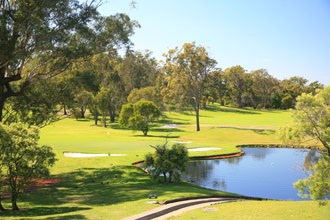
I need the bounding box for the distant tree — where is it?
[206,70,228,106]
[0,123,56,210]
[162,42,217,131]
[145,142,189,183]
[117,51,160,95]
[250,69,277,108]
[281,93,294,109]
[74,90,94,118]
[127,86,164,109]
[224,66,247,108]
[119,100,161,136]
[281,76,309,108]
[96,87,116,127]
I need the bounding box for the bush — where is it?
[145,141,189,183]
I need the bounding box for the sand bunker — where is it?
[187,147,221,152]
[160,124,178,128]
[63,152,126,158]
[171,140,192,144]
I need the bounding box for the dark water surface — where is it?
[183,147,320,200]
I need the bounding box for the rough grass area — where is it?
[168,200,330,220]
[1,105,324,219]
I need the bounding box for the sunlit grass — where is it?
[3,104,324,220]
[168,200,330,220]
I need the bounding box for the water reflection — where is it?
[183,148,320,200]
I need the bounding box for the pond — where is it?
[183,147,320,200]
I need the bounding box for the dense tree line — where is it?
[2,41,324,131]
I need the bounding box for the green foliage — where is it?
[282,86,330,202]
[0,123,56,210]
[0,0,139,122]
[119,100,160,136]
[127,86,164,109]
[162,42,217,131]
[294,156,330,203]
[224,65,247,108]
[281,93,294,109]
[74,90,94,118]
[145,142,189,183]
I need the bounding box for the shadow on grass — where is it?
[44,214,87,220]
[218,126,275,135]
[0,207,90,218]
[0,165,233,219]
[150,127,184,133]
[133,134,180,138]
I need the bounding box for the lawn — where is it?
[168,200,330,220]
[1,105,326,219]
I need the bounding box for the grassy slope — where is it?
[1,105,325,219]
[168,201,330,220]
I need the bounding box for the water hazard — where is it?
[183,147,320,200]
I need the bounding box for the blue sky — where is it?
[99,0,330,85]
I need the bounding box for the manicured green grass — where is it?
[2,105,324,219]
[168,200,330,220]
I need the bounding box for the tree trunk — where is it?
[143,130,148,136]
[63,104,67,115]
[0,98,5,122]
[163,172,167,183]
[238,96,243,108]
[194,103,200,131]
[102,113,107,128]
[11,194,19,211]
[94,111,98,125]
[109,108,115,123]
[80,106,85,118]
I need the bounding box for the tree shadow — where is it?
[0,207,90,218]
[43,214,87,220]
[218,126,275,135]
[133,134,180,138]
[150,128,184,133]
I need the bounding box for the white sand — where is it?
[63,152,126,158]
[160,124,178,128]
[171,140,192,144]
[188,147,221,152]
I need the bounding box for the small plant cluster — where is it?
[144,141,189,183]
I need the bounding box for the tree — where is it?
[2,79,59,126]
[0,123,56,210]
[145,142,189,183]
[162,42,217,131]
[250,69,277,109]
[224,66,247,108]
[206,70,228,106]
[284,87,330,155]
[280,76,309,108]
[0,0,139,122]
[96,87,118,127]
[117,51,160,95]
[119,100,161,136]
[294,155,330,202]
[127,86,164,109]
[281,86,330,202]
[74,90,94,118]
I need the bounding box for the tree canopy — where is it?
[162,42,217,131]
[0,123,56,210]
[0,0,139,121]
